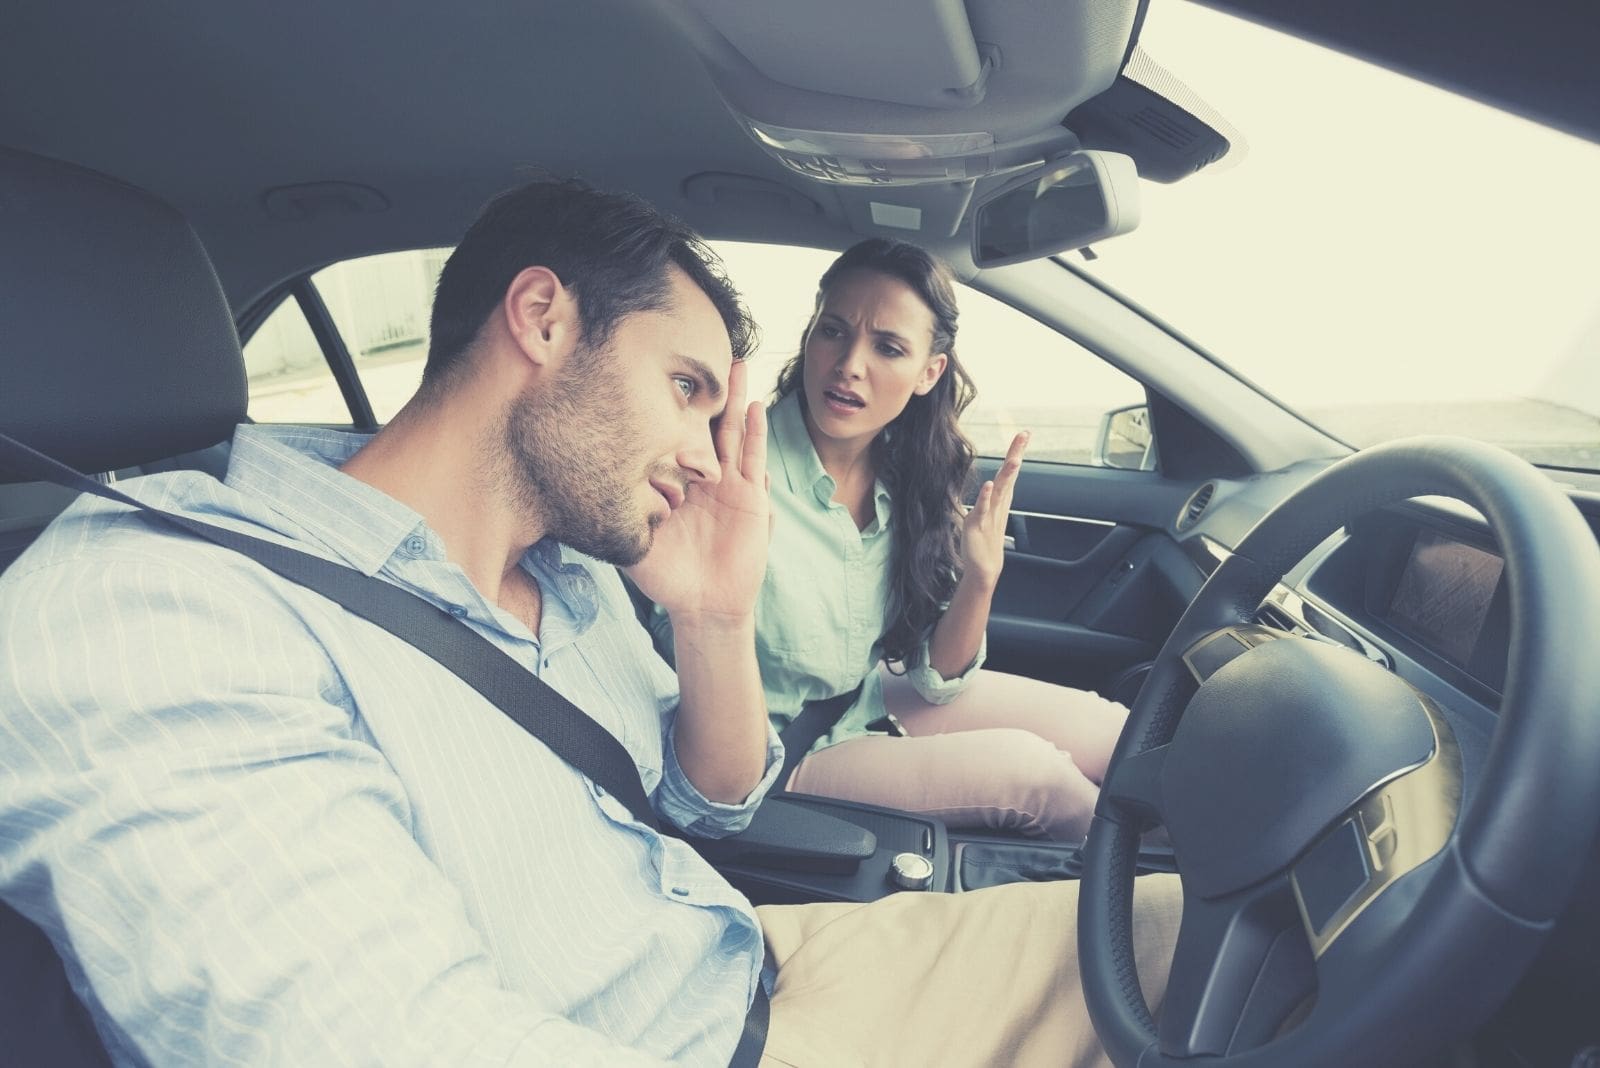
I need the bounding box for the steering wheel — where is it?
[1079,437,1600,1067]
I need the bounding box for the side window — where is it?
[243,296,351,424]
[710,240,1146,467]
[313,249,449,423]
[240,248,450,427]
[956,287,1146,465]
[712,241,838,405]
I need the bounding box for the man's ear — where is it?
[913,352,949,396]
[502,266,579,370]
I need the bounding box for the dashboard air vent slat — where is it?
[1178,481,1216,530]
[1255,602,1298,633]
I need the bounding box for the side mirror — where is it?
[971,150,1140,268]
[1092,404,1157,471]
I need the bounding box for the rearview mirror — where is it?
[971,151,1140,268]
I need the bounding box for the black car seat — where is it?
[0,144,249,1066]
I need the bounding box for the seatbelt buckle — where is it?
[864,713,908,737]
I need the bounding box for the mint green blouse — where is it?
[650,390,984,756]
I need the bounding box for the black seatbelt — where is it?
[0,430,769,1066]
[777,684,864,788]
[1,432,661,829]
[729,983,770,1066]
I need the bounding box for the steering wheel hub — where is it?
[1163,632,1436,899]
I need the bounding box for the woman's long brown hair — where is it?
[773,239,977,664]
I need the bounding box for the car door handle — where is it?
[1003,534,1016,551]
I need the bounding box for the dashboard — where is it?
[1301,506,1516,704]
[1383,528,1504,669]
[1189,465,1600,710]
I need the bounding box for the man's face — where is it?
[505,266,733,564]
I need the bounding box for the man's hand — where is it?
[960,430,1029,589]
[631,360,772,804]
[626,359,769,624]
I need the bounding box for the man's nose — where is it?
[679,424,721,485]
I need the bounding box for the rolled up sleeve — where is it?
[905,630,987,705]
[657,712,784,838]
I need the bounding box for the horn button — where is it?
[1162,634,1436,899]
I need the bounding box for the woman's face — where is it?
[800,268,949,453]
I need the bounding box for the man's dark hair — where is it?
[424,177,756,388]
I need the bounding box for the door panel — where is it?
[976,458,1207,694]
[998,519,1141,618]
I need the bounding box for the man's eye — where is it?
[673,376,696,400]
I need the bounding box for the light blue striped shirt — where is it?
[0,424,782,1067]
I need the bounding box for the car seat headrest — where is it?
[0,146,247,482]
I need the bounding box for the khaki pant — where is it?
[787,668,1130,841]
[756,874,1182,1068]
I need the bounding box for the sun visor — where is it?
[1066,46,1246,183]
[657,0,1141,186]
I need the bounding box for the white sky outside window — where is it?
[1074,0,1600,467]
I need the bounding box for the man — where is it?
[0,178,1178,1066]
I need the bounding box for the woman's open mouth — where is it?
[822,387,865,414]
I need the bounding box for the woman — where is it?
[658,238,1129,840]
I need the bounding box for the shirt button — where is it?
[405,535,426,555]
[670,887,691,897]
[447,604,468,618]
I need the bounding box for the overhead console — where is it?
[659,0,1139,184]
[651,0,1237,258]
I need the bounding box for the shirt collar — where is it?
[526,537,601,633]
[769,390,830,500]
[221,425,601,632]
[224,424,420,576]
[769,392,893,529]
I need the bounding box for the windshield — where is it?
[1073,0,1600,472]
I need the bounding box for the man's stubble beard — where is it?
[502,340,658,566]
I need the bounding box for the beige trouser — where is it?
[786,668,1130,841]
[756,873,1183,1068]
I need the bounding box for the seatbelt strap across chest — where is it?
[0,430,771,1066]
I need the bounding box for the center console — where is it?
[696,791,1176,905]
[697,792,950,905]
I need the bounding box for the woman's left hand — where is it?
[961,430,1029,588]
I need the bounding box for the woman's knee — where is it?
[986,730,1100,839]
[994,730,1080,791]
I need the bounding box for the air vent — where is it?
[1177,481,1216,530]
[1255,602,1298,634]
